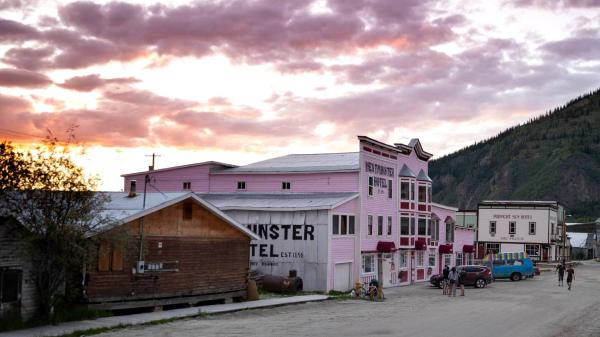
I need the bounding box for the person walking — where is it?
[442,265,450,295]
[458,268,467,296]
[448,267,458,297]
[556,262,565,286]
[566,264,575,291]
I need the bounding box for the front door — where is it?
[334,263,351,291]
[381,253,397,287]
[415,251,426,281]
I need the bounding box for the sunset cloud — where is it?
[0,68,52,88]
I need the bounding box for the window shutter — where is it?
[112,247,124,271]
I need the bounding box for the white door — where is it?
[381,254,397,287]
[334,263,351,291]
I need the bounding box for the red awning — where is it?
[376,241,396,253]
[414,239,426,251]
[439,244,453,254]
[463,245,474,253]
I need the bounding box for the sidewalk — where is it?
[1,295,329,337]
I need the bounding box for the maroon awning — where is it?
[463,245,474,253]
[439,244,453,254]
[415,239,426,251]
[377,241,396,253]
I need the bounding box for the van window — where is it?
[513,260,523,266]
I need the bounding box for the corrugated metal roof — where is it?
[198,192,358,211]
[214,152,359,173]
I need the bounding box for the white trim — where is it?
[430,202,458,212]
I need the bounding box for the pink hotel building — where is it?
[121,136,474,292]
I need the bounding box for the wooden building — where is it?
[85,192,259,310]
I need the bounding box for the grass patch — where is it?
[0,308,112,333]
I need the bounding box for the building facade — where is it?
[476,201,567,262]
[120,136,472,291]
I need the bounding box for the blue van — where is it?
[483,252,535,281]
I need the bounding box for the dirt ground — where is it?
[96,261,600,337]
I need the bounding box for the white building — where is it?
[476,201,567,262]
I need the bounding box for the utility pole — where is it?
[145,153,161,171]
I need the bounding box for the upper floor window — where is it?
[445,221,454,242]
[418,218,427,236]
[377,216,383,236]
[411,182,415,200]
[509,221,516,234]
[333,215,356,235]
[388,180,393,199]
[400,216,410,235]
[282,181,291,190]
[183,181,191,190]
[400,181,410,200]
[418,185,427,203]
[237,181,246,190]
[368,177,374,196]
[529,222,535,235]
[368,215,373,235]
[387,216,392,235]
[410,217,415,236]
[431,219,439,241]
[489,221,496,235]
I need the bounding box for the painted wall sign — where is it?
[246,224,315,258]
[365,161,394,177]
[492,214,533,220]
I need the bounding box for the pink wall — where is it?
[453,228,475,252]
[209,172,359,193]
[332,197,358,214]
[123,164,212,193]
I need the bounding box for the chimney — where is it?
[148,165,154,171]
[128,180,137,197]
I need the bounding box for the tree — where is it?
[0,138,111,319]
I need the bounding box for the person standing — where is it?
[458,268,467,296]
[566,264,575,291]
[556,262,565,286]
[448,267,458,297]
[442,265,450,295]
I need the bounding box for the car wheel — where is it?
[475,278,486,288]
[510,273,521,281]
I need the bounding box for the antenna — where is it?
[145,153,161,171]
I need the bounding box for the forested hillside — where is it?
[430,88,600,220]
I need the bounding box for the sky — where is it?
[1,0,599,191]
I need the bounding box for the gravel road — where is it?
[96,261,600,337]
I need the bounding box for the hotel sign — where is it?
[365,161,394,177]
[492,214,533,220]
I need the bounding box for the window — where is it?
[485,243,500,254]
[388,180,393,198]
[362,255,375,274]
[416,251,424,267]
[182,181,191,190]
[333,215,356,235]
[410,217,415,236]
[445,221,454,242]
[426,218,431,236]
[489,221,496,235]
[237,181,246,190]
[400,181,410,200]
[418,218,426,236]
[368,176,374,196]
[387,216,392,235]
[282,181,291,190]
[456,252,463,266]
[427,186,432,204]
[0,269,22,304]
[399,252,407,268]
[509,221,516,234]
[368,215,373,235]
[428,250,436,267]
[466,253,474,265]
[411,182,415,200]
[444,254,452,267]
[183,201,193,220]
[333,215,339,235]
[378,216,383,235]
[526,244,540,256]
[431,219,439,241]
[418,185,427,202]
[529,222,536,235]
[400,216,410,235]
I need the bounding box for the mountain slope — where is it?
[429,88,600,219]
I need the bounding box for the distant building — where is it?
[476,201,568,262]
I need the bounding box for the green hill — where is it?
[429,88,600,221]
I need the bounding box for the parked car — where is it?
[429,265,492,289]
[483,257,535,281]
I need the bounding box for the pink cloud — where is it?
[59,74,138,92]
[0,68,52,88]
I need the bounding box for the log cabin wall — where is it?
[86,200,250,306]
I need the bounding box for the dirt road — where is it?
[96,262,600,337]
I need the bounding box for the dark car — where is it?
[429,265,492,289]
